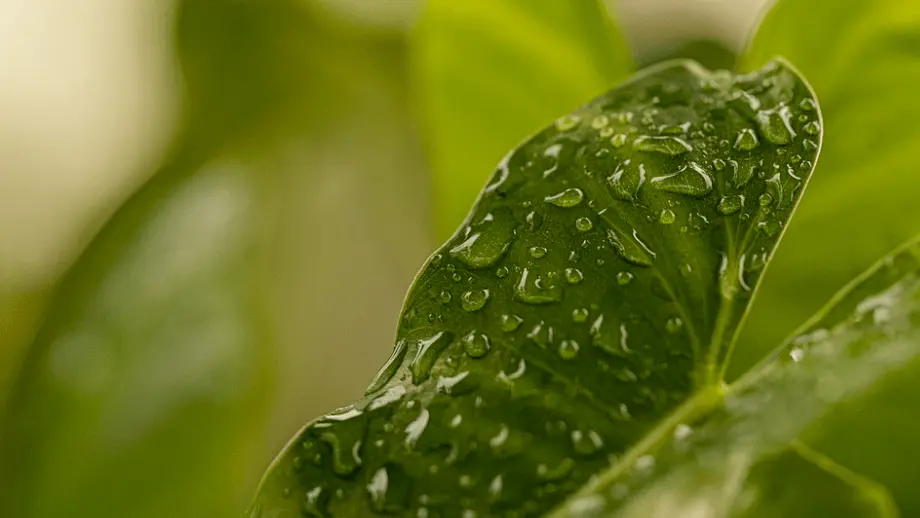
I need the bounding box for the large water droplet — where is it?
[461,289,490,312]
[462,331,491,358]
[606,227,656,267]
[650,162,713,198]
[515,268,563,304]
[558,339,580,360]
[501,314,523,332]
[449,209,517,269]
[633,135,692,156]
[734,128,759,150]
[607,160,646,201]
[366,339,408,394]
[409,332,455,383]
[545,188,585,208]
[313,408,366,477]
[756,105,795,145]
[717,194,744,215]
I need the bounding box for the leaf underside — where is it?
[251,59,826,516]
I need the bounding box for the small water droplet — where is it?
[674,424,693,441]
[799,98,817,111]
[758,219,782,237]
[439,291,452,304]
[734,128,759,150]
[591,115,610,129]
[633,135,692,156]
[303,486,328,517]
[489,474,503,502]
[803,139,818,152]
[526,210,543,231]
[555,114,581,131]
[575,216,593,232]
[756,105,795,145]
[610,133,628,148]
[501,314,523,332]
[803,120,820,135]
[527,322,554,348]
[496,266,509,278]
[617,271,634,285]
[759,193,774,207]
[545,188,584,208]
[572,308,589,323]
[564,267,584,285]
[665,317,684,333]
[452,273,462,282]
[537,458,575,481]
[558,339,580,360]
[367,467,389,512]
[713,158,726,171]
[717,194,744,215]
[461,289,490,312]
[462,331,491,358]
[405,409,430,449]
[659,209,676,225]
[515,268,563,304]
[606,227,656,267]
[571,429,604,456]
[600,126,615,138]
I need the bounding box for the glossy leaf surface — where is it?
[414,0,634,238]
[251,59,822,517]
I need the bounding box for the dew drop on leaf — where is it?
[734,128,759,150]
[500,314,523,332]
[649,162,713,198]
[659,209,676,225]
[409,332,455,382]
[564,267,584,285]
[717,194,744,215]
[515,268,563,304]
[575,216,593,232]
[365,339,408,394]
[555,114,581,131]
[633,135,692,156]
[545,188,585,208]
[461,331,491,359]
[461,289,490,312]
[558,340,580,360]
[617,271,634,286]
[572,308,589,323]
[755,105,795,145]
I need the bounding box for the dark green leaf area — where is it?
[250,59,821,517]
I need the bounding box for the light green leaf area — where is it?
[414,0,634,239]
[0,158,274,518]
[251,59,822,517]
[737,0,920,371]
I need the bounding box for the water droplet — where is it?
[489,475,504,502]
[501,314,523,332]
[717,194,744,215]
[734,128,759,150]
[405,409,430,448]
[572,308,589,323]
[674,424,693,441]
[591,115,610,129]
[537,458,575,481]
[526,210,543,231]
[756,105,795,145]
[527,321,554,348]
[799,98,817,111]
[461,289,490,312]
[498,359,527,383]
[607,160,646,201]
[765,172,785,207]
[713,158,726,171]
[367,467,389,512]
[666,317,684,333]
[366,339,408,394]
[575,216,593,232]
[617,271,634,285]
[436,371,472,395]
[545,187,585,208]
[790,348,805,362]
[457,330,490,359]
[590,315,631,357]
[452,273,463,282]
[304,486,328,517]
[571,429,604,456]
[610,133,628,148]
[633,135,692,156]
[659,209,676,225]
[313,408,366,477]
[650,162,713,198]
[368,385,407,411]
[564,268,584,285]
[558,339,580,360]
[515,268,563,304]
[529,246,547,259]
[409,332,455,383]
[496,266,509,278]
[489,425,509,451]
[758,219,782,237]
[439,291,452,304]
[555,114,581,131]
[803,139,818,152]
[606,227,656,266]
[803,120,820,135]
[759,193,774,207]
[449,208,517,269]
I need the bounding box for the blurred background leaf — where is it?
[737,0,920,515]
[414,0,634,239]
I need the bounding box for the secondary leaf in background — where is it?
[552,237,920,517]
[737,0,920,373]
[414,0,634,239]
[250,59,821,516]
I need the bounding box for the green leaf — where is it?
[414,0,634,239]
[551,236,920,517]
[736,0,920,373]
[0,156,274,518]
[250,59,822,516]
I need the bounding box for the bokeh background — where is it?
[2,0,848,516]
